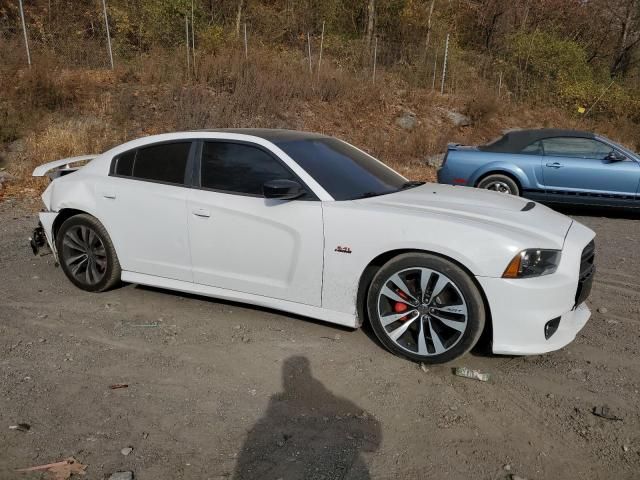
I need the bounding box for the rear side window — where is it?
[542,137,613,159]
[113,150,135,176]
[112,142,191,185]
[520,141,542,155]
[133,142,191,184]
[200,141,295,195]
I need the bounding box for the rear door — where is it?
[186,140,324,306]
[541,137,640,198]
[97,141,195,282]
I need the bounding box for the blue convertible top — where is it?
[479,129,595,154]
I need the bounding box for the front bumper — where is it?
[478,221,595,355]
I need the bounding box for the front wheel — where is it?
[367,253,485,364]
[56,214,121,292]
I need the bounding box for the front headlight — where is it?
[503,249,561,278]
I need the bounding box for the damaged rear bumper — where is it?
[30,222,47,255]
[29,211,59,260]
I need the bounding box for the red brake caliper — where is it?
[393,290,410,320]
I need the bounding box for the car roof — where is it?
[479,128,596,153]
[197,128,328,143]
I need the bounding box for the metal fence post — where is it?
[185,16,190,78]
[431,51,437,90]
[243,23,248,59]
[18,0,31,67]
[102,0,114,69]
[440,33,449,94]
[307,32,313,75]
[372,36,378,84]
[191,0,196,76]
[317,21,325,80]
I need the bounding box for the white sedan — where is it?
[30,129,596,363]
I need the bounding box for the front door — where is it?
[187,140,324,306]
[541,136,640,198]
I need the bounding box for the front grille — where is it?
[574,240,595,307]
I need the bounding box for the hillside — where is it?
[1,0,640,197]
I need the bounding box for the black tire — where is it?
[56,214,121,292]
[366,253,485,364]
[477,174,520,196]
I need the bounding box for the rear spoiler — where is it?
[32,155,98,179]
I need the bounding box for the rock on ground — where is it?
[443,109,472,127]
[395,110,417,130]
[108,472,134,480]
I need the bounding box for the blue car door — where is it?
[541,136,640,199]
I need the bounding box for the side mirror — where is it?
[606,151,626,162]
[263,179,305,200]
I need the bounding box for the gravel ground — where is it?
[1,198,639,480]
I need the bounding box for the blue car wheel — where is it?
[477,174,521,196]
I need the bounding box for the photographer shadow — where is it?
[233,356,382,480]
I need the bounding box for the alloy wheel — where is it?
[376,267,468,356]
[484,180,512,194]
[61,225,108,286]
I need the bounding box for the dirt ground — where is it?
[1,198,639,480]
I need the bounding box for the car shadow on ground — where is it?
[133,284,359,333]
[232,355,382,480]
[546,203,640,219]
[135,284,502,364]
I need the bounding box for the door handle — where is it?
[102,193,116,199]
[192,208,211,218]
[545,162,563,169]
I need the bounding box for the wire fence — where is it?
[0,1,500,98]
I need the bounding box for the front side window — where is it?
[201,141,296,196]
[542,137,613,159]
[112,142,191,185]
[276,137,406,201]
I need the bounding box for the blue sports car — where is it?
[437,129,640,207]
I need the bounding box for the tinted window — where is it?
[542,137,613,159]
[130,142,191,184]
[520,141,542,155]
[113,150,135,176]
[201,142,295,195]
[276,138,406,201]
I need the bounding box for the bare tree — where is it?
[610,0,640,76]
[235,0,244,38]
[424,0,436,53]
[366,0,375,48]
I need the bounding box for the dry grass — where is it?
[6,118,122,191]
[2,43,639,199]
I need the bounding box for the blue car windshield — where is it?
[276,138,408,200]
[599,136,638,160]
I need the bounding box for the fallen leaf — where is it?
[109,384,128,390]
[16,457,87,479]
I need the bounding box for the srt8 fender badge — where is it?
[335,246,352,254]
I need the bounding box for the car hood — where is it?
[361,184,573,249]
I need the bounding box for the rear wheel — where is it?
[477,174,520,196]
[367,253,485,364]
[56,214,121,292]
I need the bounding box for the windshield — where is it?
[598,136,639,160]
[276,137,407,200]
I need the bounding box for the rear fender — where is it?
[469,162,532,190]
